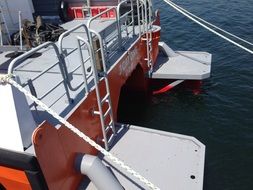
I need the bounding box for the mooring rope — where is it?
[168,0,253,47]
[0,75,160,190]
[163,0,253,54]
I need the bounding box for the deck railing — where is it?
[58,23,92,92]
[6,0,153,149]
[8,42,72,104]
[117,0,135,47]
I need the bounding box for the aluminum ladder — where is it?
[93,72,116,151]
[92,56,116,151]
[0,5,11,46]
[80,31,116,150]
[141,0,153,76]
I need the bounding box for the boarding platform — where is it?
[85,124,205,190]
[151,42,212,80]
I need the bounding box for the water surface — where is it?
[119,0,253,189]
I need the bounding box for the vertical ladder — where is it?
[92,64,116,151]
[81,32,116,150]
[93,73,116,150]
[83,0,91,16]
[0,5,10,46]
[141,0,153,76]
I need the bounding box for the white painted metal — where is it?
[0,80,36,151]
[152,50,212,80]
[158,41,177,57]
[0,0,34,37]
[0,4,11,45]
[0,83,24,152]
[87,30,116,150]
[18,11,23,50]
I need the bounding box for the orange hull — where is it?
[31,27,161,189]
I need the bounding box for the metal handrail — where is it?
[8,41,72,104]
[88,30,107,78]
[76,36,93,95]
[87,6,121,58]
[58,23,90,91]
[88,29,116,150]
[117,0,135,46]
[87,7,118,28]
[58,23,90,55]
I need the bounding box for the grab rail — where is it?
[87,7,118,28]
[88,29,116,150]
[58,23,91,91]
[88,29,107,78]
[117,0,135,46]
[8,41,72,104]
[58,23,90,55]
[87,7,121,61]
[76,36,93,95]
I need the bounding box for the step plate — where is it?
[151,51,212,80]
[86,124,205,190]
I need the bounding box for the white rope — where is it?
[168,0,253,47]
[163,0,253,54]
[0,75,160,190]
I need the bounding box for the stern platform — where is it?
[151,42,212,80]
[85,124,205,190]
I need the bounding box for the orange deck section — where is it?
[0,166,32,190]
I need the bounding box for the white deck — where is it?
[85,125,205,190]
[152,51,212,80]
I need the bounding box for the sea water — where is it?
[119,0,253,189]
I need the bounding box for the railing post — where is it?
[131,0,135,36]
[8,42,73,104]
[76,37,90,95]
[137,0,141,37]
[116,5,123,49]
[18,11,23,51]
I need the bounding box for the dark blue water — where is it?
[119,0,253,189]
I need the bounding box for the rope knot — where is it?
[0,74,13,85]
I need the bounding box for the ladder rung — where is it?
[105,126,111,133]
[105,126,110,133]
[93,110,100,115]
[101,93,110,104]
[105,120,114,133]
[108,120,113,126]
[107,134,115,145]
[102,133,114,141]
[103,107,111,118]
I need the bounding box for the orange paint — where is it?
[32,26,161,189]
[0,166,31,190]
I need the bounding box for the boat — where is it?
[0,0,212,189]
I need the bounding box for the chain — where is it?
[2,77,160,190]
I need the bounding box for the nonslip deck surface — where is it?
[152,51,212,80]
[85,125,205,190]
[0,19,138,125]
